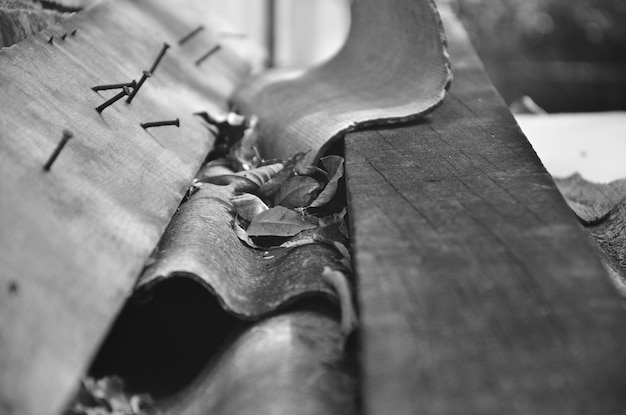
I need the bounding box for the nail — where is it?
[195,45,221,66]
[140,118,180,130]
[48,36,54,44]
[71,29,77,36]
[91,80,136,92]
[126,71,151,104]
[61,33,67,40]
[178,25,204,45]
[149,43,170,74]
[96,86,131,113]
[43,129,73,171]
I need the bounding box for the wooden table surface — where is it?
[347,6,626,415]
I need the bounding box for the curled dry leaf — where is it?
[230,193,269,222]
[234,162,283,187]
[274,175,323,209]
[310,155,345,208]
[233,221,261,249]
[258,152,308,200]
[198,163,283,194]
[247,206,317,237]
[321,266,358,336]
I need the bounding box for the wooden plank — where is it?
[347,6,626,415]
[0,1,252,414]
[155,302,356,415]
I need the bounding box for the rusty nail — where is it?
[92,80,136,92]
[43,129,73,171]
[126,71,151,104]
[96,86,131,113]
[149,43,170,74]
[140,118,180,130]
[178,25,204,45]
[195,45,221,66]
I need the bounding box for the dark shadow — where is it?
[89,278,239,398]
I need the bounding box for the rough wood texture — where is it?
[233,0,452,165]
[0,0,101,48]
[137,183,341,318]
[347,6,626,415]
[0,1,251,414]
[555,174,626,295]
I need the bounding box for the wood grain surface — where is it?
[0,1,251,414]
[137,183,342,318]
[346,6,626,414]
[157,302,356,415]
[232,0,452,166]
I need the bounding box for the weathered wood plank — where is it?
[0,1,251,414]
[347,6,626,414]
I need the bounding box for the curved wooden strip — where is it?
[137,184,342,318]
[232,0,452,165]
[0,1,252,414]
[157,302,356,415]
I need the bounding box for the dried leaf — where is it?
[279,235,317,249]
[274,176,322,209]
[310,156,345,208]
[295,164,327,177]
[234,162,283,187]
[258,152,308,199]
[198,163,282,194]
[230,193,269,221]
[233,221,261,249]
[321,267,357,336]
[247,206,317,237]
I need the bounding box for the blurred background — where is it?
[208,0,626,113]
[206,0,625,182]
